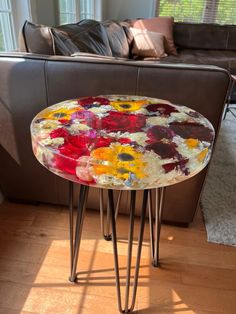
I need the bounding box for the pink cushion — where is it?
[131,17,177,55]
[130,28,167,59]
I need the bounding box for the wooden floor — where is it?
[0,201,235,314]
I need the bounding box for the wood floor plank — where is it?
[0,201,235,314]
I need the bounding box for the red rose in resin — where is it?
[163,159,189,175]
[146,103,178,116]
[147,125,175,143]
[146,142,178,159]
[101,111,146,133]
[78,96,110,109]
[170,122,214,142]
[50,127,69,139]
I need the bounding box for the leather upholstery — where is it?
[0,53,231,225]
[174,22,236,50]
[57,20,113,56]
[162,49,236,74]
[102,21,130,58]
[21,21,55,55]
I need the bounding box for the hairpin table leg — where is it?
[100,189,122,241]
[148,187,166,267]
[69,184,89,282]
[108,189,148,313]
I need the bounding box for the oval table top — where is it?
[31,95,215,190]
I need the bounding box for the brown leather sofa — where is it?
[19,19,236,101]
[167,22,236,101]
[0,51,231,226]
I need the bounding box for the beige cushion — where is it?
[131,17,177,55]
[130,27,167,59]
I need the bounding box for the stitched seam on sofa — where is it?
[135,67,140,95]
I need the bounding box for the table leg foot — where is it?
[100,189,122,241]
[148,187,166,268]
[68,183,89,282]
[108,189,148,313]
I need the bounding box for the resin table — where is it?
[31,95,215,313]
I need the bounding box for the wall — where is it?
[30,0,59,26]
[11,0,31,39]
[102,0,156,20]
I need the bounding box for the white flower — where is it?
[40,137,64,147]
[88,105,113,117]
[126,132,148,146]
[55,100,79,109]
[96,174,123,187]
[149,98,172,105]
[69,122,91,132]
[146,116,169,127]
[168,112,190,123]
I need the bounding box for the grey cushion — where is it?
[102,20,130,58]
[57,20,112,56]
[21,21,55,55]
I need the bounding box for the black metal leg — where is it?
[108,189,148,313]
[69,184,89,282]
[223,77,235,120]
[69,181,74,273]
[148,187,166,267]
[100,189,122,241]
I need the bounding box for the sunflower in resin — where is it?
[110,99,147,112]
[91,144,147,180]
[42,107,80,121]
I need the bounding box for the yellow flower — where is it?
[198,148,208,162]
[110,99,147,112]
[185,138,199,149]
[91,144,146,180]
[42,107,80,121]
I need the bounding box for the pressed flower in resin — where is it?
[31,95,215,189]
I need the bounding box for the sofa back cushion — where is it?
[174,22,236,50]
[20,21,55,55]
[57,20,112,56]
[51,28,80,56]
[130,28,167,59]
[131,17,177,55]
[102,21,130,58]
[19,20,113,57]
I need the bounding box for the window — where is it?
[79,0,94,20]
[58,0,98,24]
[59,0,77,24]
[0,0,16,51]
[157,0,236,25]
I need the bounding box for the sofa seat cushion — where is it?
[162,49,236,73]
[57,20,112,56]
[102,21,130,58]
